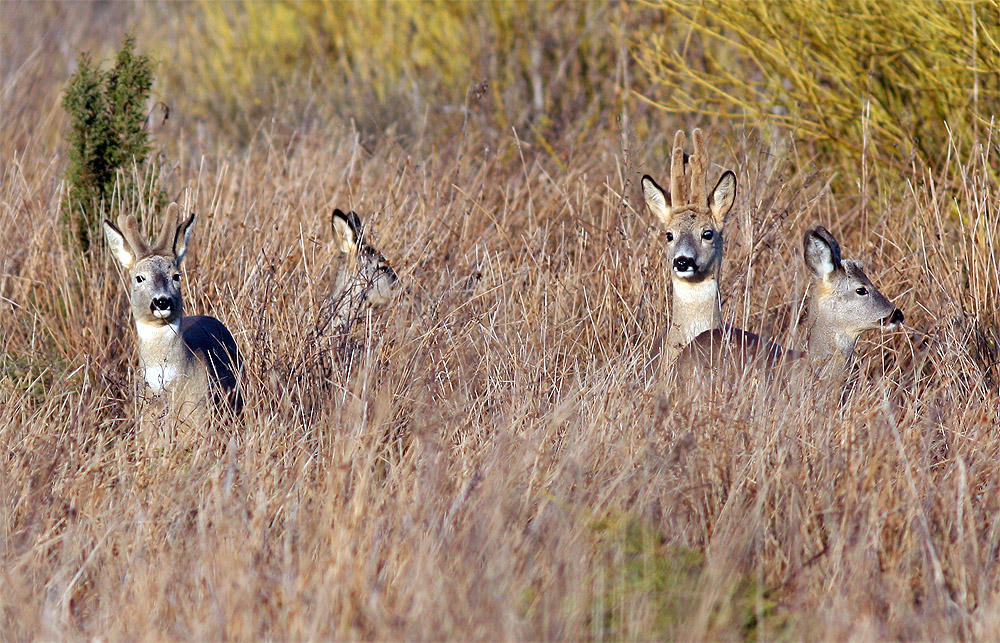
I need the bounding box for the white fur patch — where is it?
[136,320,182,393]
[136,320,181,344]
[672,278,720,343]
[672,277,718,305]
[144,364,178,393]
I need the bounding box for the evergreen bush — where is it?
[62,36,162,252]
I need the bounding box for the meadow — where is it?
[1,1,998,639]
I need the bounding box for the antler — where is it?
[668,128,710,211]
[116,214,151,257]
[151,203,181,254]
[669,130,688,208]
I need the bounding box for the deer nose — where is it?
[151,297,173,312]
[889,309,904,325]
[673,256,695,273]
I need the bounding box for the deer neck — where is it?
[664,275,721,362]
[135,319,189,393]
[806,309,858,366]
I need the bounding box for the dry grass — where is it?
[2,3,999,640]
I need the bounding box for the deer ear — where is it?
[641,175,671,226]
[804,226,842,279]
[708,171,736,225]
[331,209,358,254]
[103,219,136,268]
[173,213,196,266]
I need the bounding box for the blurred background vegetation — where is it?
[149,0,1000,182]
[151,0,639,150]
[4,1,997,186]
[636,0,1000,185]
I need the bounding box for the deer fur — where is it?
[103,205,242,424]
[644,128,785,372]
[803,225,903,364]
[322,208,398,335]
[674,225,903,379]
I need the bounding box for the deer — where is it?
[643,128,792,377]
[320,208,399,336]
[103,205,242,424]
[674,225,903,379]
[799,225,903,368]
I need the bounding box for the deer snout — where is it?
[673,256,696,274]
[884,308,904,329]
[150,297,175,319]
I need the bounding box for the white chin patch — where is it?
[883,322,900,331]
[673,268,696,279]
[152,309,173,319]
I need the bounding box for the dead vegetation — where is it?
[1,2,998,640]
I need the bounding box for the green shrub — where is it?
[62,36,163,252]
[589,513,784,639]
[634,0,1000,183]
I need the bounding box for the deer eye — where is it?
[665,232,674,242]
[135,275,145,284]
[856,287,868,296]
[702,230,714,240]
[172,273,181,282]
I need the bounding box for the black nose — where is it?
[889,309,904,325]
[673,256,695,272]
[151,297,173,311]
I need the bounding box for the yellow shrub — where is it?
[634,0,1000,181]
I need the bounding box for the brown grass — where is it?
[2,3,999,640]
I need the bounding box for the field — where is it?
[2,1,999,639]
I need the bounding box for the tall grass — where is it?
[1,2,999,640]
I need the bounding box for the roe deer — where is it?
[643,129,790,374]
[802,225,903,367]
[321,208,398,335]
[675,225,903,379]
[103,206,242,422]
